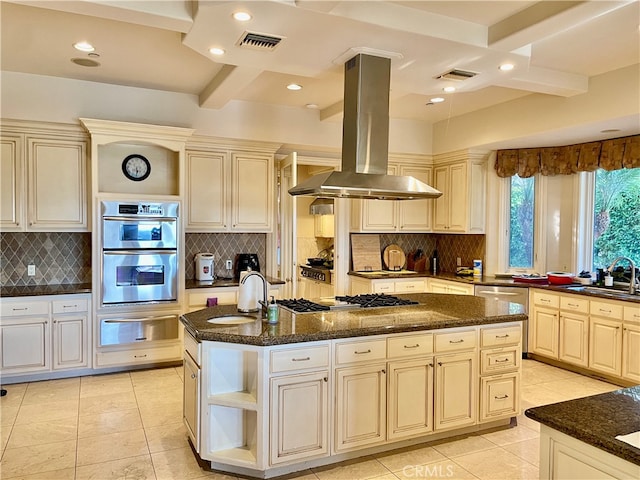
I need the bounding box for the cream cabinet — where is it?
[183,346,201,451]
[350,276,428,295]
[350,162,433,233]
[0,130,88,232]
[298,278,333,300]
[186,149,274,232]
[434,351,477,430]
[529,291,560,359]
[427,278,474,295]
[558,296,589,367]
[0,134,23,230]
[270,371,329,464]
[432,153,487,234]
[335,363,387,452]
[0,294,91,376]
[589,300,623,377]
[622,304,640,383]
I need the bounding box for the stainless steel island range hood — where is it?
[289,53,441,200]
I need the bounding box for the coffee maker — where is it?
[233,253,260,279]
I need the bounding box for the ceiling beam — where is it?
[199,65,263,109]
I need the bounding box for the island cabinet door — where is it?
[270,371,329,465]
[183,352,200,452]
[387,358,434,440]
[434,352,477,431]
[335,364,387,452]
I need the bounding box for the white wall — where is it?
[0,71,432,156]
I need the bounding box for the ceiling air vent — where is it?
[237,31,284,51]
[435,69,478,81]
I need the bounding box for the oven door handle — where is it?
[102,250,176,255]
[103,315,177,323]
[102,216,177,222]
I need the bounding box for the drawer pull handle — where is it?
[134,354,147,358]
[567,303,579,308]
[135,337,147,341]
[494,394,509,400]
[62,304,78,308]
[292,357,310,362]
[495,358,510,363]
[12,307,28,311]
[355,349,372,355]
[599,309,612,314]
[404,344,420,349]
[495,334,510,339]
[449,339,464,344]
[541,299,550,303]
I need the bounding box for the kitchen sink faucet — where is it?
[606,256,637,294]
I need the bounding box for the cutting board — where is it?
[351,234,382,272]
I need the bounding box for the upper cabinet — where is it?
[1,122,88,232]
[351,156,433,233]
[432,150,488,234]
[185,138,279,233]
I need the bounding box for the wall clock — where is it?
[122,154,151,181]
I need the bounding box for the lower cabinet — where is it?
[530,307,559,359]
[349,276,428,295]
[183,351,200,451]
[558,312,589,367]
[387,358,434,440]
[622,323,640,383]
[0,294,90,376]
[434,352,477,430]
[270,371,329,464]
[427,279,474,295]
[589,316,622,376]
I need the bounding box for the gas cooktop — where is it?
[277,294,418,313]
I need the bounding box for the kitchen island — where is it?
[526,386,640,479]
[180,293,526,478]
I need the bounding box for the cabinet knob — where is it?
[323,377,328,382]
[381,369,386,374]
[190,373,197,379]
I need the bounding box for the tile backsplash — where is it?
[0,232,92,286]
[185,233,266,280]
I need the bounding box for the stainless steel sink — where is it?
[207,315,257,325]
[564,285,638,298]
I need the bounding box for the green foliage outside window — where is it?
[593,168,640,272]
[509,175,535,268]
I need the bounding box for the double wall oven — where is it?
[98,201,180,349]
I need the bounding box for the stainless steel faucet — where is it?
[241,271,268,308]
[606,256,637,294]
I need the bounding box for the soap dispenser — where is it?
[267,296,279,324]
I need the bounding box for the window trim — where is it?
[575,172,595,274]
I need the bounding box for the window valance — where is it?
[495,134,639,178]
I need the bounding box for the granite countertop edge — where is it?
[525,386,640,466]
[0,283,92,298]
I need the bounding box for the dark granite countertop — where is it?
[525,386,640,466]
[185,275,285,290]
[180,293,526,346]
[0,283,92,298]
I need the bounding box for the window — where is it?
[509,175,536,269]
[592,168,640,271]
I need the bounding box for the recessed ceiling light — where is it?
[209,47,225,56]
[287,83,302,91]
[443,86,456,93]
[430,97,445,103]
[306,103,319,109]
[601,128,621,133]
[71,58,100,67]
[233,11,252,21]
[499,63,515,71]
[73,41,94,52]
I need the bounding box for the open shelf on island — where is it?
[210,391,258,410]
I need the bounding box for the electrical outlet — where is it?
[456,257,461,267]
[225,260,233,270]
[27,264,36,276]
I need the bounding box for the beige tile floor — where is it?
[0,359,620,480]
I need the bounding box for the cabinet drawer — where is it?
[481,346,521,375]
[480,373,519,422]
[387,333,433,358]
[560,296,589,314]
[1,301,49,317]
[52,298,89,314]
[372,282,395,294]
[184,330,201,366]
[590,300,623,320]
[434,329,477,352]
[271,345,329,373]
[95,343,181,367]
[394,280,426,293]
[532,291,559,308]
[624,304,640,324]
[336,339,386,365]
[481,325,521,347]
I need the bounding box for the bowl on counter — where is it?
[547,272,574,285]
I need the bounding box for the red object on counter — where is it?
[547,272,574,285]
